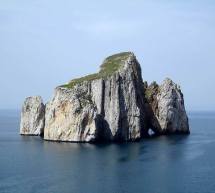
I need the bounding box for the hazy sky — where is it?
[0,0,215,110]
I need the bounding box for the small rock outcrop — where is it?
[20,96,45,136]
[145,78,189,135]
[20,52,190,142]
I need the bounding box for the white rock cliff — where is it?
[20,52,190,142]
[44,53,145,142]
[20,96,45,135]
[144,78,189,135]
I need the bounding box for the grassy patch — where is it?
[145,82,159,101]
[62,73,100,89]
[61,52,132,89]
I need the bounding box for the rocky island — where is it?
[20,52,189,143]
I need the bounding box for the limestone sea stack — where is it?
[44,52,145,142]
[20,52,190,142]
[144,79,190,135]
[20,96,45,136]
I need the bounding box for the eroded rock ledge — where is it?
[20,52,189,142]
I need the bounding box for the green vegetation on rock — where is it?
[61,52,132,89]
[145,81,159,102]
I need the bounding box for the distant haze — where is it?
[0,0,214,111]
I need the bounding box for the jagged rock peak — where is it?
[145,78,189,135]
[161,78,182,91]
[20,96,45,136]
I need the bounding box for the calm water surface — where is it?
[0,110,215,193]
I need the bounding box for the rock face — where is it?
[20,96,45,136]
[20,52,190,142]
[145,78,189,134]
[44,52,146,142]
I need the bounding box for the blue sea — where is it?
[0,110,215,193]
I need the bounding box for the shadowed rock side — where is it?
[20,96,45,136]
[144,78,189,135]
[20,52,190,142]
[44,52,146,142]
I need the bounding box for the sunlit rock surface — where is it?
[145,78,189,135]
[20,96,45,136]
[44,52,146,142]
[20,52,189,142]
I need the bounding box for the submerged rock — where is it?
[20,96,45,136]
[20,52,190,142]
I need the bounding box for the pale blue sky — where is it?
[0,0,214,110]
